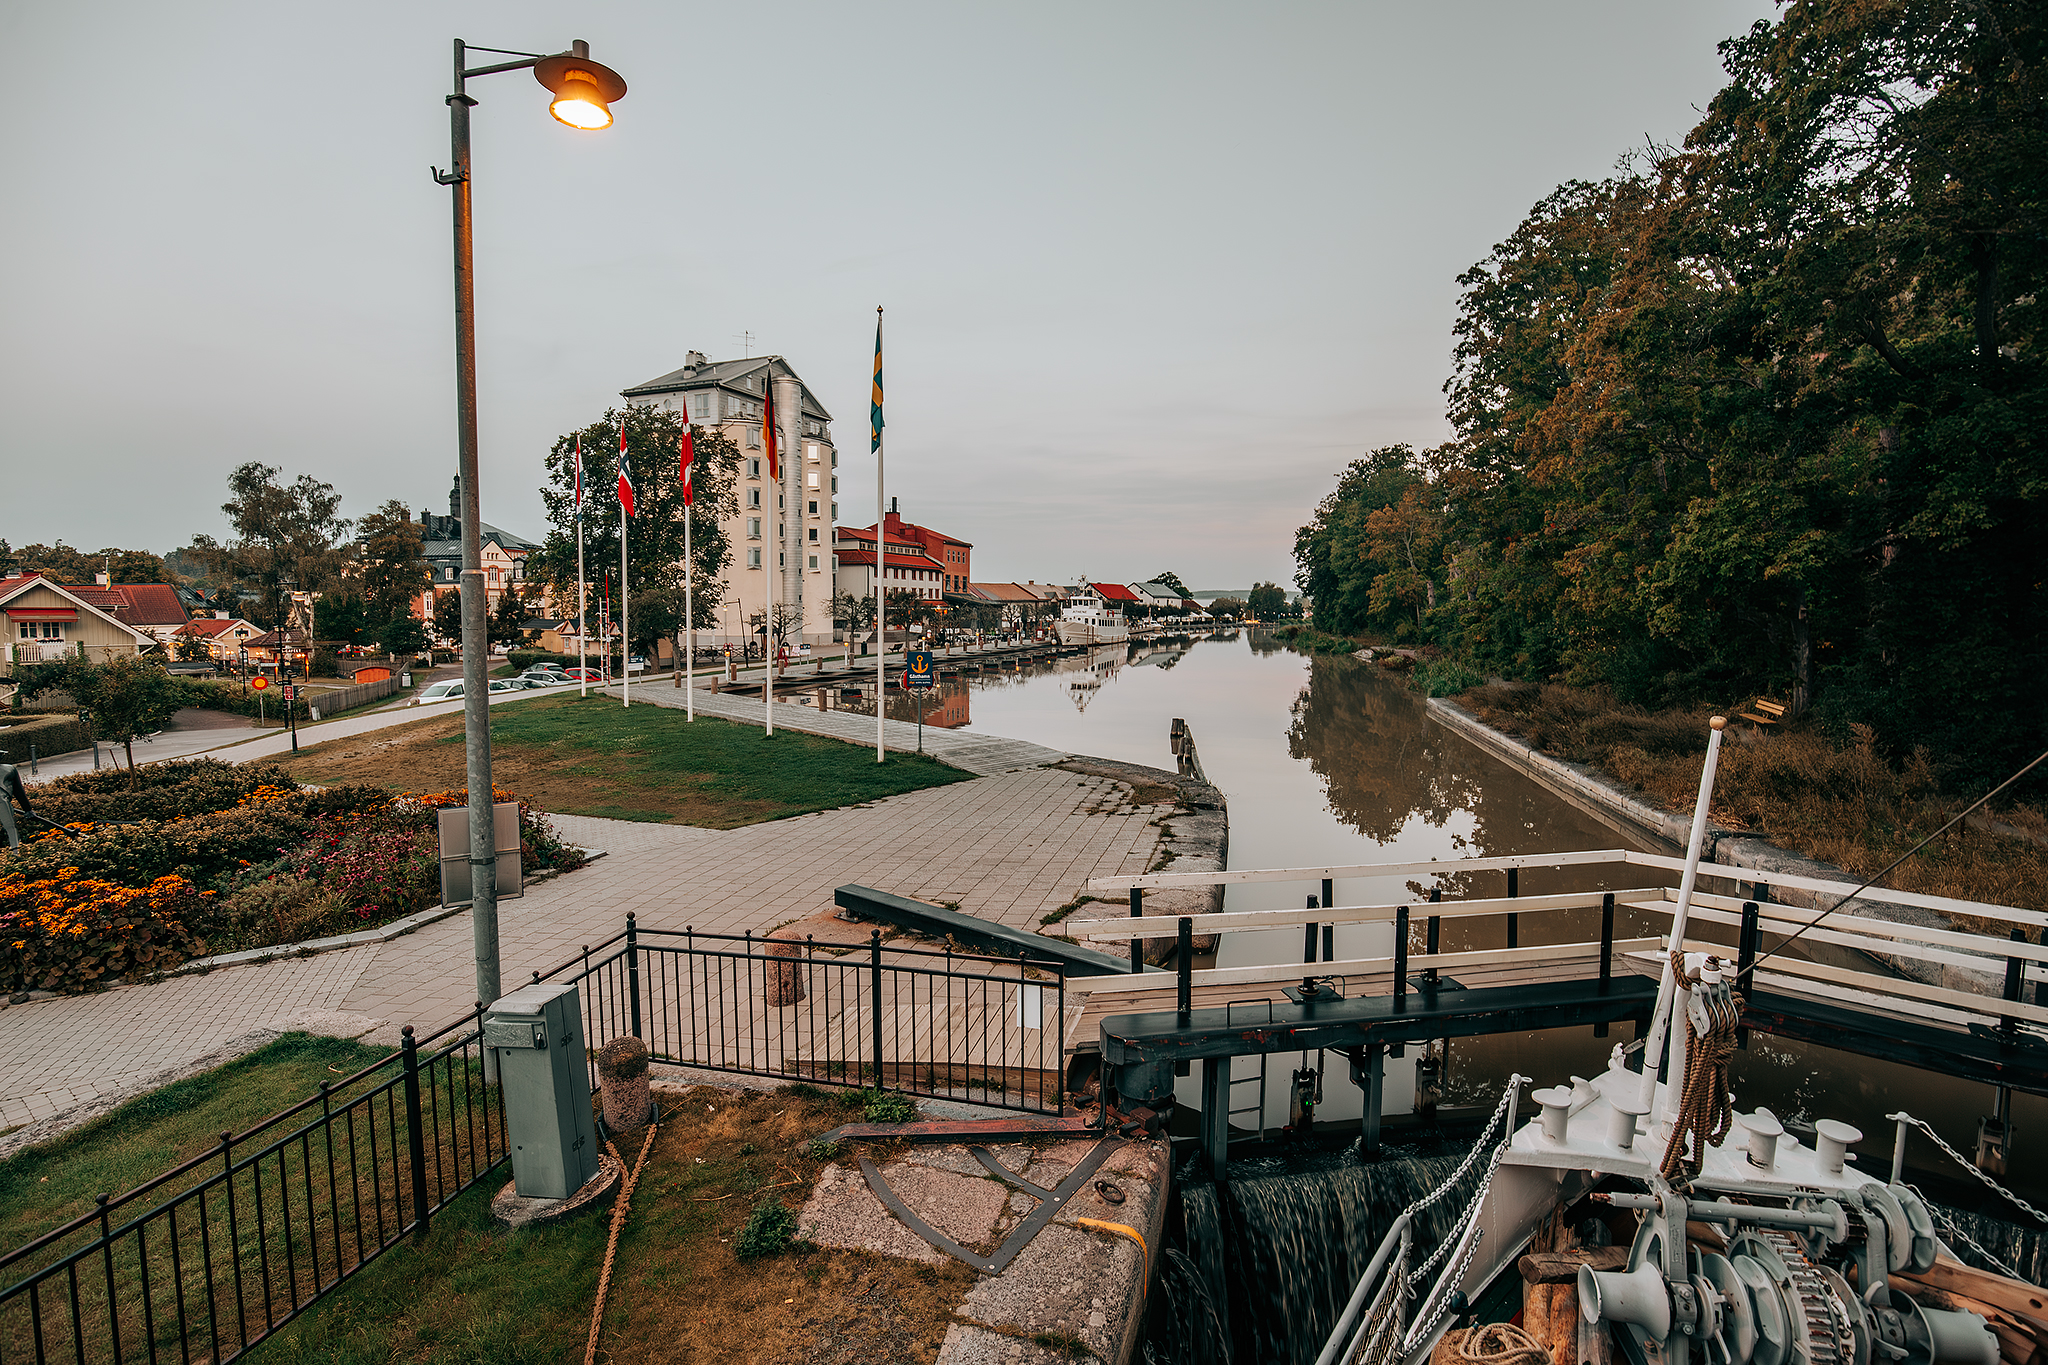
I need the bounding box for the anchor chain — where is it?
[1894,1112,2048,1226]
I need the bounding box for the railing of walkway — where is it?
[535,916,1070,1115]
[0,1011,506,1365]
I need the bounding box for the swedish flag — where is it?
[871,307,884,453]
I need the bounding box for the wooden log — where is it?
[1576,1316,1612,1365]
[1520,1248,1630,1285]
[1524,1278,1552,1345]
[1896,1257,2048,1323]
[1548,1283,1577,1365]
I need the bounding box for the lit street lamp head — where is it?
[536,41,626,130]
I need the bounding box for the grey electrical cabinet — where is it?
[484,982,598,1199]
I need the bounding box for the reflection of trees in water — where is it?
[1287,657,1482,847]
[1287,658,1645,902]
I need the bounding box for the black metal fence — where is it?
[0,916,1070,1362]
[0,1013,506,1364]
[537,918,1070,1114]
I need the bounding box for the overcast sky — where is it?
[1,0,1774,591]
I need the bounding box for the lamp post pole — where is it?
[434,37,625,1019]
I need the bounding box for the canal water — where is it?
[839,631,2044,1197]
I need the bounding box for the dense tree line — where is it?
[1296,0,2046,785]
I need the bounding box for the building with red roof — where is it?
[833,500,969,606]
[59,582,189,645]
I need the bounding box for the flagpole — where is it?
[576,437,587,698]
[873,306,885,763]
[684,496,694,721]
[620,497,630,709]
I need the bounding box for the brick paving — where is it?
[2,763,1168,1136]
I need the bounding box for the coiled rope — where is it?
[1451,1323,1551,1365]
[585,1120,659,1365]
[1659,952,1741,1186]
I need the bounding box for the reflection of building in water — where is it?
[928,685,971,728]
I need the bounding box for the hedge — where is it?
[0,713,90,765]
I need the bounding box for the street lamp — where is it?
[433,37,626,1015]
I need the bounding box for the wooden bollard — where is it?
[765,932,806,1007]
[597,1036,652,1133]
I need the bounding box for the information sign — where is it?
[281,685,297,701]
[904,649,936,689]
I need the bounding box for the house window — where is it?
[808,555,818,570]
[830,477,837,493]
[747,548,762,569]
[747,458,760,479]
[747,428,760,449]
[747,488,761,508]
[831,448,837,467]
[808,500,818,515]
[807,528,819,543]
[18,622,62,640]
[747,518,761,539]
[806,470,820,488]
[806,442,819,462]
[831,502,837,519]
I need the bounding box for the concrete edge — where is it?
[0,1010,388,1163]
[1057,753,1230,961]
[1423,696,2004,994]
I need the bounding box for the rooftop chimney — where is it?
[685,350,708,369]
[890,497,899,514]
[95,572,111,585]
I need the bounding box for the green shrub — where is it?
[734,1197,797,1260]
[0,870,211,991]
[857,1088,917,1123]
[0,713,90,765]
[1412,659,1488,697]
[26,760,300,826]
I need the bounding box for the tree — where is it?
[432,589,464,648]
[20,656,181,770]
[377,613,428,660]
[527,409,741,634]
[1208,596,1247,619]
[1292,446,1433,638]
[356,502,429,638]
[829,592,877,633]
[1150,571,1192,598]
[0,542,175,585]
[884,589,934,633]
[187,464,352,630]
[314,595,373,646]
[1247,583,1287,620]
[490,585,528,648]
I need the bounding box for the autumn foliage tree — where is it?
[1295,0,2047,788]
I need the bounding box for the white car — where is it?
[410,679,464,706]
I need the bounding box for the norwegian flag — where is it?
[617,421,635,517]
[679,428,695,508]
[573,434,583,519]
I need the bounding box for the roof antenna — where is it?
[734,330,755,358]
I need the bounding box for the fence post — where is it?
[627,912,643,1040]
[1129,888,1143,972]
[97,1193,123,1362]
[869,930,886,1089]
[402,1026,431,1239]
[1596,892,1618,1039]
[1177,918,1193,1026]
[2004,927,2026,1042]
[1394,905,1409,1003]
[1425,887,1441,989]
[1506,866,1519,949]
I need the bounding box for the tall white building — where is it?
[621,352,837,644]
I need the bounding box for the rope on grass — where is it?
[585,1120,659,1365]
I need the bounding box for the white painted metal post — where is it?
[1638,716,1729,1118]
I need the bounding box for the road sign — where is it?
[904,649,936,689]
[281,685,297,701]
[250,676,270,691]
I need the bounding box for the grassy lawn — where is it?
[283,694,974,827]
[4,1041,975,1365]
[258,1083,974,1365]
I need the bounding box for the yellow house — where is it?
[1,574,155,674]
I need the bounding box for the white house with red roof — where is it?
[171,615,266,662]
[1,575,155,674]
[60,581,190,645]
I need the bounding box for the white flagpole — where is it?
[620,493,631,709]
[576,485,587,699]
[874,307,886,763]
[684,497,694,721]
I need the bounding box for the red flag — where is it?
[616,421,636,517]
[574,434,583,518]
[761,370,778,481]
[679,429,695,507]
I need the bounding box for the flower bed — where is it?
[2,762,587,991]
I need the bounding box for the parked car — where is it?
[519,669,570,685]
[487,678,523,693]
[560,667,600,681]
[409,679,463,706]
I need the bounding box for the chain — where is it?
[1405,1211,1489,1352]
[1403,1075,1526,1227]
[1896,1113,2048,1226]
[1903,1182,2027,1280]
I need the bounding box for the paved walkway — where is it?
[2,765,1167,1131]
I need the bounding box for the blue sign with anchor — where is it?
[904,649,936,690]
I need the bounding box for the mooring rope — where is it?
[585,1120,659,1365]
[1453,1323,1551,1365]
[1659,952,1740,1186]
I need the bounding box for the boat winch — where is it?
[1580,1184,1995,1365]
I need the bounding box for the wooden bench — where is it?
[1739,698,1786,727]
